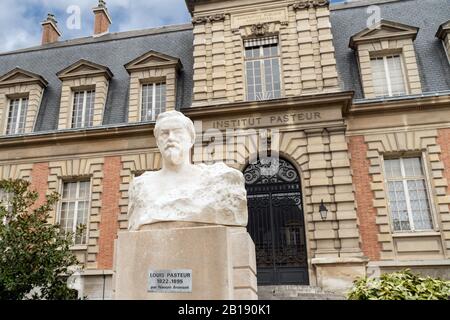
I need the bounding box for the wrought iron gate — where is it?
[244,158,309,285]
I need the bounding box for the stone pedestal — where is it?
[113,225,257,300]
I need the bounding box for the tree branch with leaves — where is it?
[0,179,81,300]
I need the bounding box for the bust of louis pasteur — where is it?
[127,111,248,231]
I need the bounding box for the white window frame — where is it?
[57,180,92,246]
[244,40,282,102]
[140,82,166,122]
[71,89,95,129]
[0,189,13,225]
[371,54,409,97]
[6,97,29,135]
[383,156,435,233]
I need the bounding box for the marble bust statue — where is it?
[127,111,248,231]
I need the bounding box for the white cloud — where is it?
[0,0,41,52]
[0,0,191,53]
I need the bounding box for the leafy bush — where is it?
[0,179,80,300]
[347,269,450,300]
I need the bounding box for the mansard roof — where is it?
[0,67,48,88]
[56,59,114,80]
[349,19,419,49]
[0,24,194,132]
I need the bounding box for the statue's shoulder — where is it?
[131,170,160,185]
[197,162,244,181]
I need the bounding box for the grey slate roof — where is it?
[0,0,448,133]
[0,24,194,132]
[331,0,450,99]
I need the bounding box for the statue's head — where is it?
[154,111,196,166]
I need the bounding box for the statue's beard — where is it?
[163,146,185,166]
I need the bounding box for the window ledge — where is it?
[391,231,441,238]
[70,245,88,251]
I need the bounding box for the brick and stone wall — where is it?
[97,156,121,269]
[348,136,380,261]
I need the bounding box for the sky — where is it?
[0,0,347,53]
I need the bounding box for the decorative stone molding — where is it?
[0,68,47,135]
[293,0,329,10]
[240,22,280,39]
[56,59,112,130]
[251,23,269,37]
[192,14,226,25]
[350,20,422,98]
[0,163,33,181]
[124,50,181,123]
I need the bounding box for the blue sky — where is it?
[0,0,347,53]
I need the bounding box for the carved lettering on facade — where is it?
[211,112,322,130]
[292,0,329,10]
[231,9,288,29]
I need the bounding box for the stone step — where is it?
[257,285,346,300]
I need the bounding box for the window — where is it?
[72,90,95,129]
[0,189,13,224]
[244,37,281,101]
[371,55,407,97]
[6,97,28,135]
[141,82,166,122]
[384,157,433,232]
[58,181,90,245]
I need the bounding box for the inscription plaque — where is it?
[231,9,288,29]
[148,269,193,293]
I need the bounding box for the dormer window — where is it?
[244,37,281,101]
[370,54,407,97]
[6,97,29,135]
[125,50,181,124]
[141,82,166,122]
[0,68,47,136]
[56,59,112,130]
[72,90,96,129]
[349,20,421,99]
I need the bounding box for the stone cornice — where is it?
[0,123,154,149]
[292,0,329,10]
[348,94,450,115]
[192,13,226,25]
[184,91,354,119]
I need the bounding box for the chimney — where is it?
[41,13,61,45]
[93,0,112,36]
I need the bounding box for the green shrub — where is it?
[0,179,80,300]
[347,269,450,300]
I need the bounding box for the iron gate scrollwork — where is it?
[244,158,309,285]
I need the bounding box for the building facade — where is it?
[0,0,449,299]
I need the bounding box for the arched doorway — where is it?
[244,157,309,285]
